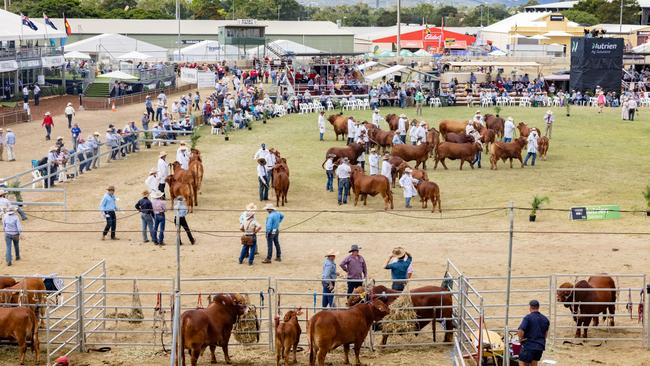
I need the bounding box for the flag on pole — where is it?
[20,14,38,31]
[64,15,72,36]
[43,13,58,30]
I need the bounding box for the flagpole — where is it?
[62,12,66,96]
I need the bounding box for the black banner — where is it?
[570,37,623,92]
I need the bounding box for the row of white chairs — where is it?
[299,101,325,114]
[342,99,370,111]
[428,98,442,108]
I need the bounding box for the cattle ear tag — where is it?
[221,301,225,305]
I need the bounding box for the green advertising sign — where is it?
[570,205,621,221]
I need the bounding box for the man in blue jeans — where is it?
[262,203,284,263]
[517,299,550,366]
[384,247,412,291]
[321,249,338,308]
[99,186,118,240]
[335,157,351,205]
[3,206,21,266]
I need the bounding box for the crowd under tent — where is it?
[64,33,168,59]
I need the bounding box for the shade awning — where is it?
[542,31,574,37]
[64,51,91,60]
[530,34,550,40]
[357,61,377,71]
[365,65,407,82]
[116,51,152,60]
[96,70,138,80]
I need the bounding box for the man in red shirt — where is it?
[42,111,54,141]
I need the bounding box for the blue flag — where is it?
[20,14,38,31]
[43,13,58,30]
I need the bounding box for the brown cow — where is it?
[427,128,441,157]
[275,308,303,366]
[189,149,204,200]
[385,113,399,131]
[388,156,406,187]
[410,167,428,182]
[557,276,616,338]
[474,124,497,153]
[367,127,394,154]
[308,298,389,366]
[179,293,248,366]
[489,137,527,170]
[170,161,197,208]
[0,278,47,326]
[485,114,504,137]
[538,136,549,160]
[350,166,393,210]
[517,122,533,138]
[323,143,365,166]
[347,285,454,344]
[273,162,290,207]
[434,142,482,170]
[416,180,441,213]
[391,142,433,170]
[439,119,467,138]
[0,276,16,289]
[444,132,474,144]
[327,114,347,141]
[166,175,194,212]
[0,307,39,365]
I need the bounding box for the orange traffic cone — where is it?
[111,102,117,112]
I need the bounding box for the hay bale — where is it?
[233,295,260,345]
[381,291,417,335]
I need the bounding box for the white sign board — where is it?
[180,67,198,83]
[197,71,215,88]
[41,55,65,68]
[238,19,257,25]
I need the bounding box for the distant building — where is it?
[525,1,578,13]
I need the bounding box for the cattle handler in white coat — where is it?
[381,154,392,182]
[368,148,379,175]
[176,142,190,170]
[399,167,418,208]
[157,151,169,199]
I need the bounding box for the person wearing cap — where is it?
[135,190,155,243]
[253,143,271,164]
[473,110,484,126]
[42,112,54,141]
[71,123,81,150]
[408,120,419,145]
[157,152,169,198]
[105,129,119,162]
[3,206,22,266]
[141,111,150,132]
[366,148,379,176]
[397,113,407,143]
[504,117,516,143]
[145,95,155,120]
[384,247,412,291]
[144,168,158,193]
[399,168,418,208]
[517,299,550,366]
[174,196,195,245]
[318,110,326,141]
[465,120,483,168]
[239,203,262,265]
[5,128,15,161]
[99,186,118,240]
[46,146,59,188]
[339,244,367,295]
[151,189,166,245]
[543,110,554,139]
[64,102,75,129]
[335,157,351,205]
[265,148,277,186]
[176,142,190,170]
[323,153,335,192]
[414,89,425,116]
[262,203,284,263]
[76,137,90,173]
[257,158,269,201]
[321,249,339,308]
[54,355,69,366]
[371,109,383,128]
[381,153,392,182]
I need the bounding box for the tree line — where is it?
[8,0,641,27]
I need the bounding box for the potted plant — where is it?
[643,184,650,216]
[494,105,501,117]
[530,196,549,222]
[566,99,570,117]
[190,129,201,150]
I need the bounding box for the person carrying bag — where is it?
[239,203,261,265]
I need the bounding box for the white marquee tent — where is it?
[247,39,322,58]
[64,33,168,59]
[174,40,240,61]
[365,65,407,82]
[0,9,66,41]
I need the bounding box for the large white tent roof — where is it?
[248,39,322,57]
[0,9,66,41]
[365,65,408,82]
[64,33,168,58]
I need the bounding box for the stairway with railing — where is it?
[265,41,286,58]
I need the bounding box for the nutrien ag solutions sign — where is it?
[570,37,623,92]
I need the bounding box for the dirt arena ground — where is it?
[1,93,650,365]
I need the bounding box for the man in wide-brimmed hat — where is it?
[5,128,15,161]
[372,108,383,128]
[176,142,190,170]
[384,247,412,291]
[239,203,262,265]
[340,244,367,295]
[544,110,554,139]
[368,148,379,176]
[157,151,169,198]
[323,153,336,192]
[145,168,158,193]
[99,186,118,240]
[257,157,269,201]
[262,203,284,264]
[381,153,392,182]
[318,110,326,141]
[150,189,166,245]
[321,249,339,308]
[3,205,21,266]
[135,190,155,243]
[399,167,418,208]
[42,111,54,141]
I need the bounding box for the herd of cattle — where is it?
[0,273,626,365]
[323,113,550,211]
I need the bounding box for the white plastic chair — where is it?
[326,100,334,110]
